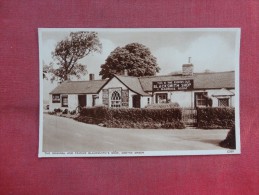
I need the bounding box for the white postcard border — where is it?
[38,28,241,158]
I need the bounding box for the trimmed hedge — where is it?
[145,102,180,109]
[76,106,184,129]
[197,107,235,129]
[80,106,109,120]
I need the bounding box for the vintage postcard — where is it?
[39,28,241,157]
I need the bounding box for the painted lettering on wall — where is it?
[102,89,109,106]
[121,89,129,107]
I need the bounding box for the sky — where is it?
[40,28,240,101]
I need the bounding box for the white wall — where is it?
[140,96,151,108]
[103,77,129,89]
[98,90,104,106]
[207,89,235,107]
[49,94,77,111]
[100,77,138,108]
[86,94,92,107]
[49,94,61,111]
[152,88,235,108]
[152,91,193,107]
[68,95,78,111]
[48,78,235,110]
[170,91,193,108]
[230,89,235,107]
[85,94,101,107]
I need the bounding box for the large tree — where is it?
[99,43,160,79]
[46,31,102,82]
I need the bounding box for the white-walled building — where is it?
[48,64,235,111]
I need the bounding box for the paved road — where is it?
[43,114,229,152]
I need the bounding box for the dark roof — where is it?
[139,71,235,91]
[50,80,107,94]
[49,71,235,95]
[193,71,234,89]
[212,88,235,97]
[114,75,150,96]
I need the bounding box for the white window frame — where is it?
[195,92,208,108]
[156,93,168,104]
[218,98,230,107]
[61,95,68,107]
[52,94,60,103]
[111,90,121,108]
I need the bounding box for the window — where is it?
[61,95,68,107]
[147,98,150,105]
[156,93,167,103]
[218,98,229,107]
[195,92,207,107]
[111,91,121,108]
[52,94,60,103]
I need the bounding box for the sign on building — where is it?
[121,89,129,107]
[102,89,109,106]
[152,80,194,92]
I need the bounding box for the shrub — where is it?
[48,111,56,115]
[161,121,185,129]
[80,106,110,120]
[219,126,236,149]
[197,107,235,129]
[75,116,103,125]
[62,109,68,114]
[54,108,62,113]
[110,108,181,122]
[102,120,184,129]
[145,102,180,109]
[77,106,184,129]
[69,110,76,115]
[80,107,182,122]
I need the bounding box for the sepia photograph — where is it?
[39,28,240,157]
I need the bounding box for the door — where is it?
[78,95,86,107]
[182,108,197,127]
[92,95,98,107]
[132,95,141,108]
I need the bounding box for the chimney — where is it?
[89,73,95,80]
[182,64,193,76]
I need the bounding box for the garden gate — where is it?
[182,108,197,127]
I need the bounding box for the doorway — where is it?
[132,95,141,108]
[182,108,197,127]
[78,95,86,107]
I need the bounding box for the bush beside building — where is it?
[76,106,185,129]
[219,126,236,149]
[197,107,235,129]
[145,102,180,109]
